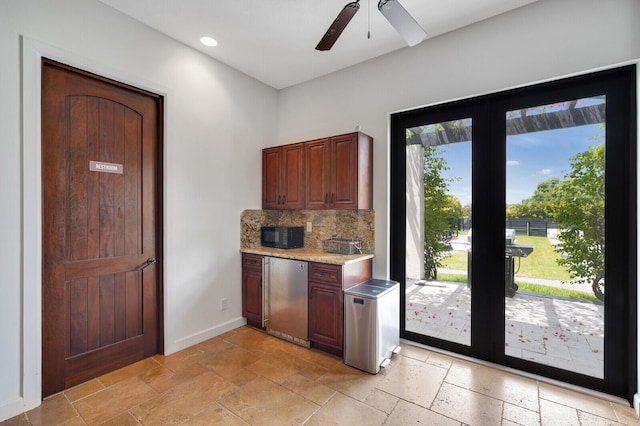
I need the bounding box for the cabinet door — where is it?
[280,143,305,209]
[308,282,343,350]
[331,133,358,209]
[242,269,263,326]
[305,138,331,209]
[262,147,281,209]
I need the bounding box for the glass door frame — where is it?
[389,65,637,402]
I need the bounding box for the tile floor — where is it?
[2,325,637,426]
[406,280,604,378]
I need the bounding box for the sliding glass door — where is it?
[390,66,636,402]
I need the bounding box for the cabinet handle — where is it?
[331,193,335,204]
[282,195,286,204]
[278,195,282,205]
[325,193,328,204]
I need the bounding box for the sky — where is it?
[436,122,604,206]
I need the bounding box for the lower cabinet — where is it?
[309,281,343,355]
[242,253,263,328]
[308,260,372,357]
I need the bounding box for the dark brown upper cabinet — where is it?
[262,132,372,210]
[262,142,305,209]
[305,132,372,210]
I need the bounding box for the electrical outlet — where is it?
[306,221,312,233]
[220,298,228,311]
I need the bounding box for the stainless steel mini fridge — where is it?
[344,279,400,374]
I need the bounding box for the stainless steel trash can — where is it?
[344,279,400,374]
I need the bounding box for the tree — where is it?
[422,145,452,279]
[553,144,605,301]
[507,178,561,219]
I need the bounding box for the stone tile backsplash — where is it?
[240,209,375,254]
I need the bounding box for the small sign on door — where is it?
[89,161,123,174]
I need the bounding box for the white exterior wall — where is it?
[0,0,277,420]
[277,0,640,412]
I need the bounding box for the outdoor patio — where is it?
[405,279,604,379]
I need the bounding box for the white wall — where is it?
[277,0,640,410]
[0,0,277,420]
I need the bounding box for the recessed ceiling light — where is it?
[200,36,218,47]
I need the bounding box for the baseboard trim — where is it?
[0,397,26,423]
[168,317,246,354]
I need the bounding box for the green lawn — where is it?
[440,235,571,281]
[437,235,599,301]
[437,272,598,302]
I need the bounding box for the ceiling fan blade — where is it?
[316,1,360,51]
[378,0,427,47]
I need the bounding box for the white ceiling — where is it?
[98,0,539,89]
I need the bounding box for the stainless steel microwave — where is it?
[261,226,304,249]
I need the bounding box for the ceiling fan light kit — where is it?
[316,0,426,51]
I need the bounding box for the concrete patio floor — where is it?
[405,280,604,379]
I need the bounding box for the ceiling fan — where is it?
[316,0,427,51]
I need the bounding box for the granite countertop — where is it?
[241,246,374,265]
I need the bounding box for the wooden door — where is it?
[305,138,331,209]
[41,60,162,397]
[280,143,305,209]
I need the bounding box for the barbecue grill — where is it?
[459,229,534,297]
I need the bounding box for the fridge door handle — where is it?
[262,257,270,328]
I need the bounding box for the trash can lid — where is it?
[345,281,398,298]
[363,279,400,290]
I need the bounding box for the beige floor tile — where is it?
[59,416,87,425]
[197,336,235,354]
[220,377,318,425]
[385,399,460,426]
[305,393,387,426]
[282,374,336,406]
[431,382,504,425]
[26,394,78,426]
[155,345,207,372]
[223,367,260,387]
[0,414,30,426]
[377,356,447,408]
[539,399,580,426]
[539,383,617,421]
[130,371,237,425]
[285,344,342,371]
[363,388,399,414]
[317,362,383,401]
[198,345,261,378]
[445,359,539,411]
[396,344,430,362]
[425,351,455,369]
[612,403,640,425]
[503,402,541,425]
[64,379,105,403]
[248,352,304,383]
[98,357,161,387]
[99,411,139,426]
[578,410,624,425]
[73,376,157,425]
[182,403,247,425]
[141,362,210,394]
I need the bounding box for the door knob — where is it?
[141,257,156,270]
